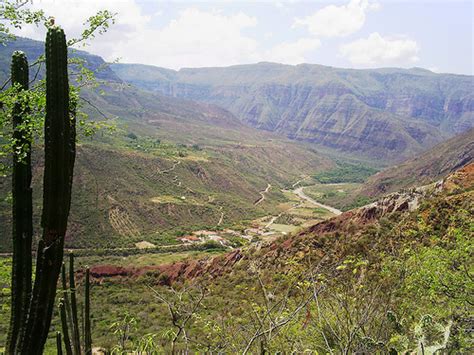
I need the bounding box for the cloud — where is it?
[13,1,263,68]
[13,0,321,68]
[264,38,321,64]
[340,32,419,66]
[294,0,379,38]
[136,8,260,68]
[13,0,148,44]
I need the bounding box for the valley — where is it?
[0,13,472,353]
[2,162,468,352]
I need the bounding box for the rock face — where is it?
[112,62,474,161]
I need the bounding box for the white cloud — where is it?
[13,1,263,68]
[137,8,260,68]
[264,32,273,40]
[14,0,148,44]
[13,0,321,68]
[264,38,320,65]
[340,32,419,66]
[294,0,379,38]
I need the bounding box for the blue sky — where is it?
[17,0,473,74]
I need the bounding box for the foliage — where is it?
[313,160,378,184]
[0,0,45,44]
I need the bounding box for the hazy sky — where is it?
[16,0,473,74]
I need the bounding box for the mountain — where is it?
[360,128,474,197]
[111,62,474,161]
[0,37,334,251]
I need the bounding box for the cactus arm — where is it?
[84,267,92,355]
[7,50,32,355]
[56,332,63,355]
[18,25,75,355]
[59,299,73,355]
[61,262,75,340]
[69,253,82,355]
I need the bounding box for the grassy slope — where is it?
[2,164,467,352]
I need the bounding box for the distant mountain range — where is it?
[111,62,474,161]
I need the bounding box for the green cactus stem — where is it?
[69,253,82,355]
[84,267,92,355]
[61,262,74,343]
[7,50,32,355]
[59,299,73,355]
[56,332,63,355]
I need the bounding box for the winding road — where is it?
[158,160,181,174]
[293,187,342,215]
[255,183,272,205]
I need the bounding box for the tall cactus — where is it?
[17,25,76,355]
[6,50,32,354]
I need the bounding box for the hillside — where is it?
[0,38,335,252]
[51,163,473,352]
[360,127,474,197]
[112,62,474,161]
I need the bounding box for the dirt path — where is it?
[293,187,342,215]
[158,160,181,174]
[291,175,309,188]
[255,183,271,205]
[218,208,224,226]
[264,215,279,229]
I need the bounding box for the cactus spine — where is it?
[17,25,76,355]
[7,50,32,354]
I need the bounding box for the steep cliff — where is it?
[112,62,473,161]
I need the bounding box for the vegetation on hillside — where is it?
[313,160,378,184]
[80,167,468,353]
[361,128,474,198]
[2,166,469,353]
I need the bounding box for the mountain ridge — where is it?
[111,61,473,161]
